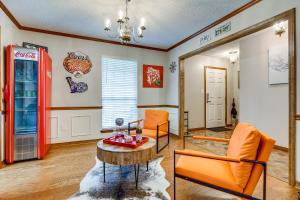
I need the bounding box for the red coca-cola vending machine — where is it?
[4,45,52,164]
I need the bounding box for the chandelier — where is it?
[104,0,146,43]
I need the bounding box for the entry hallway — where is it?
[0,132,297,200]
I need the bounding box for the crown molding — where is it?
[0,0,21,28]
[0,0,261,52]
[20,26,168,52]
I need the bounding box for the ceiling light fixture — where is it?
[274,21,286,37]
[104,0,146,44]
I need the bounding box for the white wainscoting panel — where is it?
[50,107,179,144]
[51,109,101,143]
[71,115,91,137]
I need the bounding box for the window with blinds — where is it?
[102,57,137,128]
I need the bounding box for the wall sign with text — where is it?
[63,51,92,78]
[215,22,231,37]
[14,48,38,61]
[199,33,211,45]
[66,77,88,93]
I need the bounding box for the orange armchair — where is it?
[128,110,170,153]
[174,123,275,200]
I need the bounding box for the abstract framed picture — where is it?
[268,44,288,85]
[143,64,164,88]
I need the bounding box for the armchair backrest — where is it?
[227,123,262,188]
[144,110,169,132]
[243,133,275,195]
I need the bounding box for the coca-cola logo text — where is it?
[15,51,37,59]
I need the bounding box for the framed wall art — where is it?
[268,44,288,85]
[143,64,163,88]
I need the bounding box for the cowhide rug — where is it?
[70,156,170,200]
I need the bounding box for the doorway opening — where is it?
[179,9,296,186]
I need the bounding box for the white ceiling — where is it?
[203,40,240,59]
[2,0,252,49]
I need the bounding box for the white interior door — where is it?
[205,67,226,128]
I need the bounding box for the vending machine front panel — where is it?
[13,48,39,161]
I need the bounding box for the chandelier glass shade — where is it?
[104,0,146,43]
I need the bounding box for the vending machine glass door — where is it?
[14,59,38,160]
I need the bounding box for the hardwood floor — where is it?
[0,134,298,200]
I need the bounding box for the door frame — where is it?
[0,26,3,168]
[204,66,227,128]
[178,9,296,186]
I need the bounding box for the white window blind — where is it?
[102,57,137,128]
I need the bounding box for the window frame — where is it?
[101,55,138,129]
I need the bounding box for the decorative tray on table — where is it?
[103,135,149,149]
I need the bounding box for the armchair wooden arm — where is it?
[175,149,240,163]
[156,120,170,153]
[157,120,169,127]
[128,119,143,132]
[174,149,266,166]
[192,136,230,143]
[128,119,144,125]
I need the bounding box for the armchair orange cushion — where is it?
[243,133,275,195]
[227,123,262,188]
[176,149,243,193]
[143,110,169,132]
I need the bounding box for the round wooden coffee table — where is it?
[97,137,156,188]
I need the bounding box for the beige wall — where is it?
[0,9,21,162]
[184,55,234,129]
[17,31,168,107]
[239,25,289,148]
